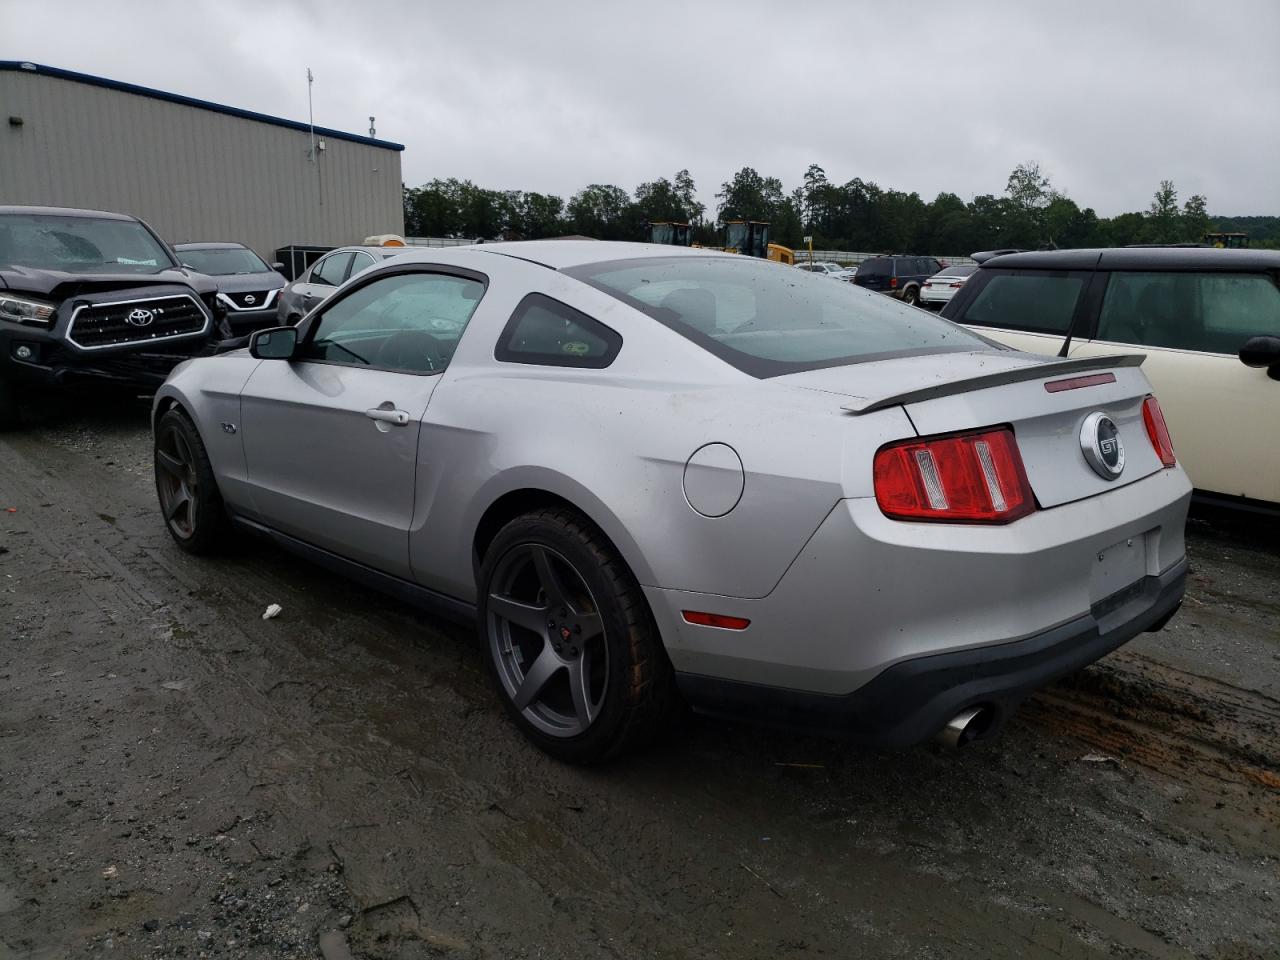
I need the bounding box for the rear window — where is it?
[856,259,892,277]
[961,272,1085,335]
[564,255,994,378]
[937,264,977,278]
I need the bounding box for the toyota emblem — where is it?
[126,308,155,327]
[1079,412,1125,480]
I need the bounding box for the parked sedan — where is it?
[152,242,1189,763]
[919,263,977,309]
[275,244,410,323]
[173,242,286,331]
[796,261,854,280]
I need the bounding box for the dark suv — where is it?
[852,255,943,306]
[0,206,230,427]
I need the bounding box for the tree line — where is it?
[402,162,1277,253]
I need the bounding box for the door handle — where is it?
[365,407,410,426]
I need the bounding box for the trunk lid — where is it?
[780,350,1163,508]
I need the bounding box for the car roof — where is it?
[472,240,727,270]
[984,247,1280,272]
[173,241,249,250]
[0,204,138,221]
[336,245,417,257]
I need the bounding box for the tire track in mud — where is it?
[1025,651,1280,806]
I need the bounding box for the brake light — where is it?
[1142,396,1176,467]
[873,427,1036,523]
[949,281,964,288]
[890,277,899,289]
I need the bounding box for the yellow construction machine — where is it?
[722,219,795,264]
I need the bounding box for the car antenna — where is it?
[1057,251,1104,358]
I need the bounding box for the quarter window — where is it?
[1095,271,1280,354]
[496,294,622,368]
[960,272,1085,335]
[303,271,486,373]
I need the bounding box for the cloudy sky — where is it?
[3,0,1277,216]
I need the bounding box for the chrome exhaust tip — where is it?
[935,706,990,749]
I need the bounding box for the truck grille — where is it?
[67,295,210,350]
[225,290,272,310]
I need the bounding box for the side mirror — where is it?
[1239,336,1280,382]
[250,326,298,360]
[272,262,285,271]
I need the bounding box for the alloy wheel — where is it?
[155,425,199,538]
[487,543,609,738]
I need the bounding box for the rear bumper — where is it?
[674,558,1186,746]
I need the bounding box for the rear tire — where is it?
[478,508,681,764]
[153,407,231,554]
[902,286,920,306]
[0,376,18,430]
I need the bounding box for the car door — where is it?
[291,250,355,315]
[1066,270,1280,502]
[238,266,489,577]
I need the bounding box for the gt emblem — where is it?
[1079,412,1125,480]
[126,308,155,327]
[243,294,256,305]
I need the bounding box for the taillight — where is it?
[890,277,898,289]
[873,427,1036,523]
[949,281,964,288]
[1142,396,1176,467]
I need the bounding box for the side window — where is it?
[311,252,354,287]
[496,293,622,368]
[349,251,376,277]
[960,272,1085,334]
[302,271,486,373]
[1096,271,1280,353]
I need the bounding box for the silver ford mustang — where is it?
[152,241,1190,763]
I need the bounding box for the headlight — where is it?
[0,293,57,325]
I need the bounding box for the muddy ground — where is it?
[0,397,1277,960]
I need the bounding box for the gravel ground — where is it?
[0,397,1277,960]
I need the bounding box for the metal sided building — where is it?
[0,61,405,259]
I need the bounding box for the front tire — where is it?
[478,508,679,764]
[153,407,230,554]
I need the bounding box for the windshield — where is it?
[565,255,994,377]
[178,246,269,275]
[0,214,176,273]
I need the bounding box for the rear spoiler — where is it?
[841,354,1145,415]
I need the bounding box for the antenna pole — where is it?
[306,67,315,162]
